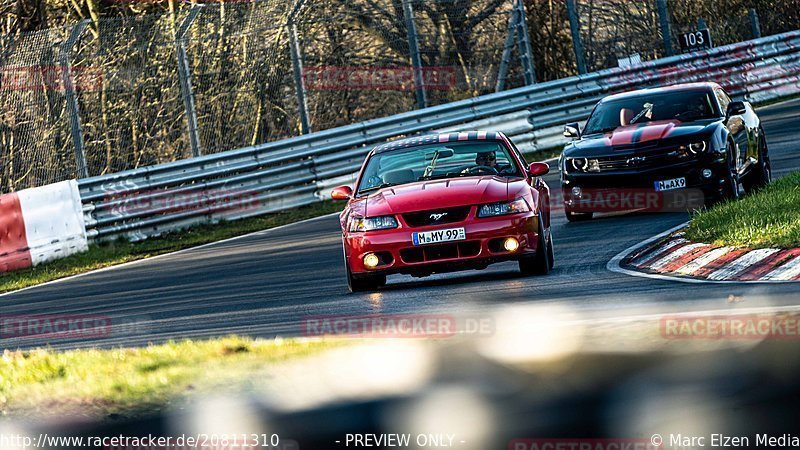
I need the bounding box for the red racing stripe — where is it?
[0,192,32,272]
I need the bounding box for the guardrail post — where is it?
[176,6,203,158]
[402,0,427,109]
[565,0,587,75]
[749,9,762,39]
[656,0,674,57]
[495,8,518,92]
[514,0,536,85]
[59,19,91,179]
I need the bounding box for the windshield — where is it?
[583,90,720,135]
[356,141,522,195]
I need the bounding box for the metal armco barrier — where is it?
[79,30,800,241]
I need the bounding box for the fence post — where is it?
[59,19,91,179]
[402,0,427,109]
[288,26,311,135]
[175,6,203,158]
[565,0,587,75]
[513,0,536,85]
[495,8,518,92]
[288,0,311,134]
[749,9,762,39]
[656,0,673,57]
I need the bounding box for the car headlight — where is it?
[687,141,707,154]
[568,157,589,172]
[349,215,398,232]
[477,198,531,218]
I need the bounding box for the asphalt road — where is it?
[3,98,800,350]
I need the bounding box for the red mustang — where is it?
[331,131,554,292]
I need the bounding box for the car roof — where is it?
[600,82,722,103]
[372,131,507,154]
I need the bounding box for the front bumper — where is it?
[561,159,727,212]
[344,212,540,276]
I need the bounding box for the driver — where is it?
[474,151,511,174]
[476,151,500,168]
[687,96,709,116]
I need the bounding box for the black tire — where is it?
[346,263,386,292]
[565,210,593,222]
[744,127,772,191]
[519,214,551,276]
[546,227,555,269]
[720,141,741,202]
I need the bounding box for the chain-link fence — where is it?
[566,0,798,74]
[0,0,798,193]
[0,0,534,193]
[0,25,75,192]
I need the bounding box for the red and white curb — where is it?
[607,223,800,284]
[0,180,88,273]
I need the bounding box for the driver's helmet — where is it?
[475,151,497,166]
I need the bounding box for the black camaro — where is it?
[559,82,771,221]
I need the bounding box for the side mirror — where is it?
[563,122,581,139]
[528,162,550,177]
[726,101,746,117]
[331,185,353,200]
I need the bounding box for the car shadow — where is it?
[376,266,533,292]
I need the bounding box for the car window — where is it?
[357,141,522,195]
[715,88,731,115]
[583,90,719,135]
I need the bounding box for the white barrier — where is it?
[0,180,88,272]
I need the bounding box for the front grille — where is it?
[400,241,481,263]
[594,149,691,172]
[402,206,471,227]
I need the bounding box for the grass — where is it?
[0,336,343,418]
[686,172,800,248]
[0,200,344,295]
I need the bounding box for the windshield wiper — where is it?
[417,172,464,181]
[585,126,619,135]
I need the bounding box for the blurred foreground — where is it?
[5,301,800,449]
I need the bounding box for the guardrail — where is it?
[79,29,800,241]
